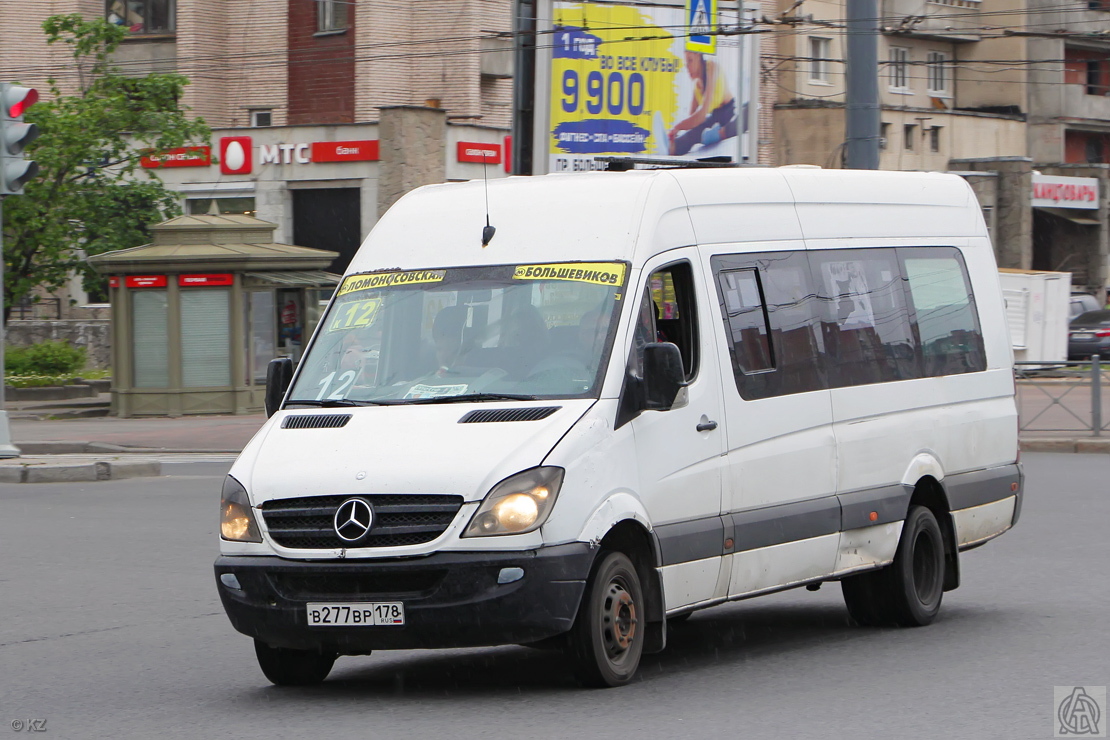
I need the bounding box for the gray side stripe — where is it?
[839,485,912,530]
[652,464,1021,568]
[655,516,725,566]
[731,497,841,552]
[945,464,1022,510]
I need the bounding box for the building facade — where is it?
[0,0,516,314]
[771,0,1110,292]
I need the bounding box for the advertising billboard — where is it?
[543,0,756,173]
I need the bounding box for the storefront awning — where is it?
[1035,207,1102,226]
[243,270,341,287]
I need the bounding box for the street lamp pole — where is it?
[0,196,21,457]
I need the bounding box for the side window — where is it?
[719,268,773,375]
[713,251,825,399]
[809,248,920,387]
[649,263,698,381]
[628,262,698,382]
[901,248,986,376]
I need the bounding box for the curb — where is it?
[1021,438,1110,453]
[14,441,239,455]
[0,459,162,484]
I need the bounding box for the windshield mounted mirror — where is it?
[642,342,686,410]
[265,358,294,417]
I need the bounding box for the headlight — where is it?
[463,467,564,537]
[220,475,262,542]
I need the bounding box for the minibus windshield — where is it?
[286,262,628,405]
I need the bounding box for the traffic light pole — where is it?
[0,196,20,457]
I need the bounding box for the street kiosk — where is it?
[90,214,338,417]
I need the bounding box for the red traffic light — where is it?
[2,86,38,119]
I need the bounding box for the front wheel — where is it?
[566,551,645,687]
[254,640,337,686]
[842,505,946,627]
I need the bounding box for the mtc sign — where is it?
[212,136,381,174]
[1032,173,1099,210]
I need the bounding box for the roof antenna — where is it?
[481,150,496,247]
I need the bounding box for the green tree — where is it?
[2,14,210,318]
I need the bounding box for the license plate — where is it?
[306,602,405,626]
[1072,333,1095,341]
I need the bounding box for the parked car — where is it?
[1070,293,1100,322]
[1068,310,1110,359]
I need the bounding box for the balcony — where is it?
[1061,83,1110,123]
[882,0,982,42]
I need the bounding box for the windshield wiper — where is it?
[284,399,385,408]
[401,393,541,405]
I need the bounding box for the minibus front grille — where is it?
[268,570,445,600]
[260,494,464,549]
[458,407,561,423]
[281,414,352,429]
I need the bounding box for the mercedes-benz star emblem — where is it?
[333,498,374,542]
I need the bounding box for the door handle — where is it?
[696,420,718,432]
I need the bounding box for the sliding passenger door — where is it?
[705,245,840,598]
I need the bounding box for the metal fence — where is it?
[1015,356,1110,436]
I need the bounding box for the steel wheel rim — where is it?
[600,576,638,663]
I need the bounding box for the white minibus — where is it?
[215,167,1022,687]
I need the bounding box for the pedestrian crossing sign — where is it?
[685,0,717,54]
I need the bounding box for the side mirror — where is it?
[265,358,294,418]
[642,343,687,410]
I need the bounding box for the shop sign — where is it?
[179,274,234,287]
[220,136,253,175]
[311,140,380,162]
[1032,174,1099,210]
[125,275,167,288]
[457,141,502,164]
[109,276,120,288]
[140,146,211,169]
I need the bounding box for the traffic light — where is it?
[0,83,40,196]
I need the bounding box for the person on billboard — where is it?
[668,50,738,156]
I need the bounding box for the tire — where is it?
[566,551,645,687]
[254,640,338,686]
[842,505,946,628]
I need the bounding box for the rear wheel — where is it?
[254,640,337,686]
[567,551,644,687]
[842,505,945,627]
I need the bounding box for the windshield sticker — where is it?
[327,298,381,332]
[338,270,447,296]
[404,383,469,399]
[513,263,626,287]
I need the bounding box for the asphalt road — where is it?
[1,454,1106,739]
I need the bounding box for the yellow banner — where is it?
[338,270,446,296]
[513,263,626,286]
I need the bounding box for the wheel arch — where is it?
[908,475,960,592]
[597,519,667,654]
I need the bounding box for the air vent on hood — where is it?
[458,407,561,423]
[281,414,352,429]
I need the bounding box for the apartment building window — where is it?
[880,122,890,150]
[317,0,350,33]
[904,124,916,151]
[250,110,273,128]
[889,47,910,92]
[106,0,175,35]
[1086,60,1107,95]
[929,126,941,152]
[926,52,949,95]
[1087,137,1105,164]
[808,37,831,83]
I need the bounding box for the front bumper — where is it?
[214,543,595,653]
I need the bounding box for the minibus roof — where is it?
[348,168,984,275]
